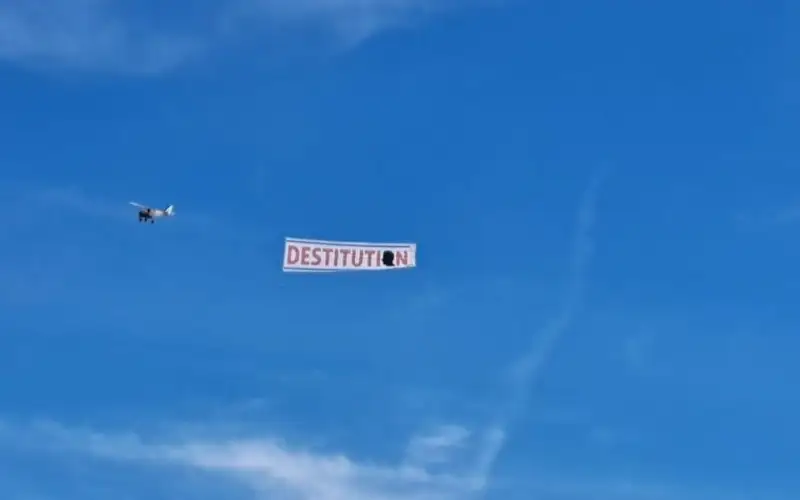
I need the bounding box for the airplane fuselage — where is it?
[138,209,163,223]
[132,203,173,223]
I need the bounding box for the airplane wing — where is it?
[129,202,148,209]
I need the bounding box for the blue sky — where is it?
[0,0,798,499]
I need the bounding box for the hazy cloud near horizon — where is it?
[0,0,487,73]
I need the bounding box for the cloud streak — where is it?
[0,0,203,74]
[0,419,488,500]
[0,0,481,74]
[477,170,608,477]
[0,418,790,500]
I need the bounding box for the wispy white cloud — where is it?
[240,0,463,46]
[0,0,203,74]
[404,425,469,467]
[734,198,800,229]
[0,0,487,74]
[0,418,791,500]
[0,419,489,500]
[477,170,608,475]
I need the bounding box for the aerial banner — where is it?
[283,237,417,272]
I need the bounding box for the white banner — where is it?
[283,237,417,272]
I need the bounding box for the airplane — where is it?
[129,202,175,223]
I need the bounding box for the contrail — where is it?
[474,169,609,482]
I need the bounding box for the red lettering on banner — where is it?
[287,245,300,264]
[396,250,408,266]
[352,249,364,267]
[310,247,322,266]
[286,242,414,270]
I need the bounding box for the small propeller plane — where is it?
[129,202,175,223]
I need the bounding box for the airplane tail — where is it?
[165,205,175,215]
